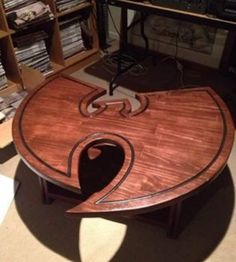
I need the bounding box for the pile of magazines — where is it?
[59,16,85,58]
[5,1,54,30]
[3,0,36,13]
[56,0,88,12]
[0,53,7,91]
[0,91,28,122]
[14,31,53,76]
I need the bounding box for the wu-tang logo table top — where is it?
[12,75,235,215]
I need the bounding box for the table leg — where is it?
[38,177,53,204]
[167,201,182,238]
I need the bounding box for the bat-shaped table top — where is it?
[13,75,235,216]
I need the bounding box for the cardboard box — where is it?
[0,118,13,149]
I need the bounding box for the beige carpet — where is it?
[0,62,236,262]
[0,173,19,224]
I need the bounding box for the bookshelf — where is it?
[0,0,99,96]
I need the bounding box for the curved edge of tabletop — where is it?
[11,78,235,216]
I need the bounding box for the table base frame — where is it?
[38,177,183,238]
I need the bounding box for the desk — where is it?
[12,75,234,236]
[108,0,236,42]
[108,0,236,29]
[106,0,236,94]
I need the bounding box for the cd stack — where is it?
[14,31,53,76]
[59,16,85,58]
[55,0,88,12]
[0,52,7,91]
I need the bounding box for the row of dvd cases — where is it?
[0,0,99,96]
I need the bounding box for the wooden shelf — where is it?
[8,29,16,35]
[50,62,64,74]
[0,0,99,95]
[0,80,20,97]
[0,0,9,32]
[64,48,99,67]
[0,30,8,39]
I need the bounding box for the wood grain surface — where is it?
[12,75,235,215]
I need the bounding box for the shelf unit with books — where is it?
[0,1,20,95]
[0,0,99,94]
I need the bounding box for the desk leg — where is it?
[108,7,128,96]
[167,201,182,238]
[120,7,128,50]
[38,177,53,204]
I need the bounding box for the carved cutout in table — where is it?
[12,75,235,236]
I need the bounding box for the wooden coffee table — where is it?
[12,75,235,236]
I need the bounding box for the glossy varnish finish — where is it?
[13,75,235,216]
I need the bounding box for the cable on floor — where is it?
[102,51,147,76]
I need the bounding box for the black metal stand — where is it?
[108,8,150,96]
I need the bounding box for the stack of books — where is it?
[0,53,7,91]
[55,0,88,13]
[59,16,85,58]
[5,1,54,30]
[14,31,53,76]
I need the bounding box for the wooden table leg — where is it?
[167,201,182,238]
[38,177,53,204]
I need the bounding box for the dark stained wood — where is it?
[38,177,53,204]
[167,201,182,238]
[13,75,235,218]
